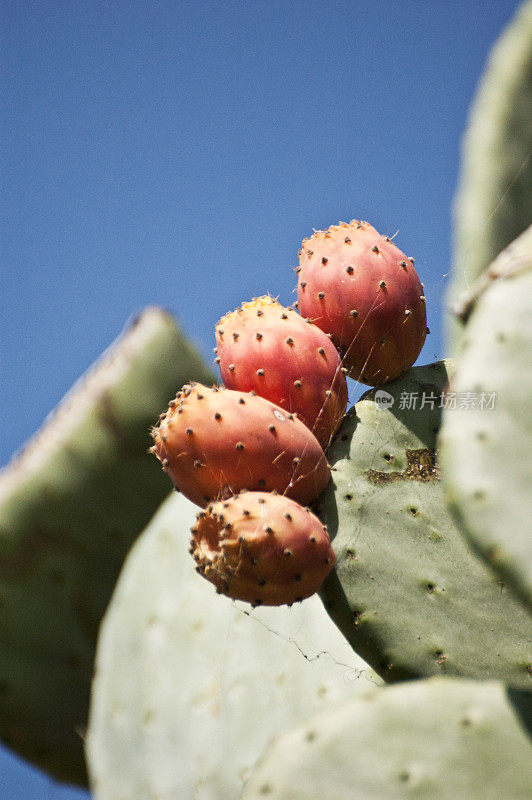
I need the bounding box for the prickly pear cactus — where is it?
[215,296,347,448]
[86,492,373,800]
[190,492,335,606]
[449,0,532,346]
[296,220,427,385]
[440,226,532,611]
[316,361,532,686]
[0,307,213,784]
[151,382,330,506]
[241,678,532,800]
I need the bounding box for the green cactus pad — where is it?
[0,307,213,785]
[241,678,532,800]
[441,227,532,611]
[449,0,532,347]
[316,361,532,686]
[86,492,374,800]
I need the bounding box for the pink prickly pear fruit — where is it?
[215,296,348,448]
[151,382,330,507]
[190,491,335,606]
[297,220,427,386]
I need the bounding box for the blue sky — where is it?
[0,1,522,796]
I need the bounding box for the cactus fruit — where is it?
[317,361,532,686]
[151,382,330,506]
[190,491,335,606]
[214,296,348,447]
[86,492,371,800]
[296,220,427,386]
[441,226,532,611]
[0,307,214,785]
[241,678,532,800]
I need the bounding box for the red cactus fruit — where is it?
[151,382,330,507]
[190,491,335,606]
[297,220,427,386]
[214,296,348,448]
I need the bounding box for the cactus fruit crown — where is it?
[190,491,335,606]
[217,294,281,323]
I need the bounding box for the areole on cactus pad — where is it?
[215,296,348,448]
[296,220,427,386]
[191,491,335,606]
[151,382,330,507]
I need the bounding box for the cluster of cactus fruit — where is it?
[0,6,530,796]
[150,220,427,606]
